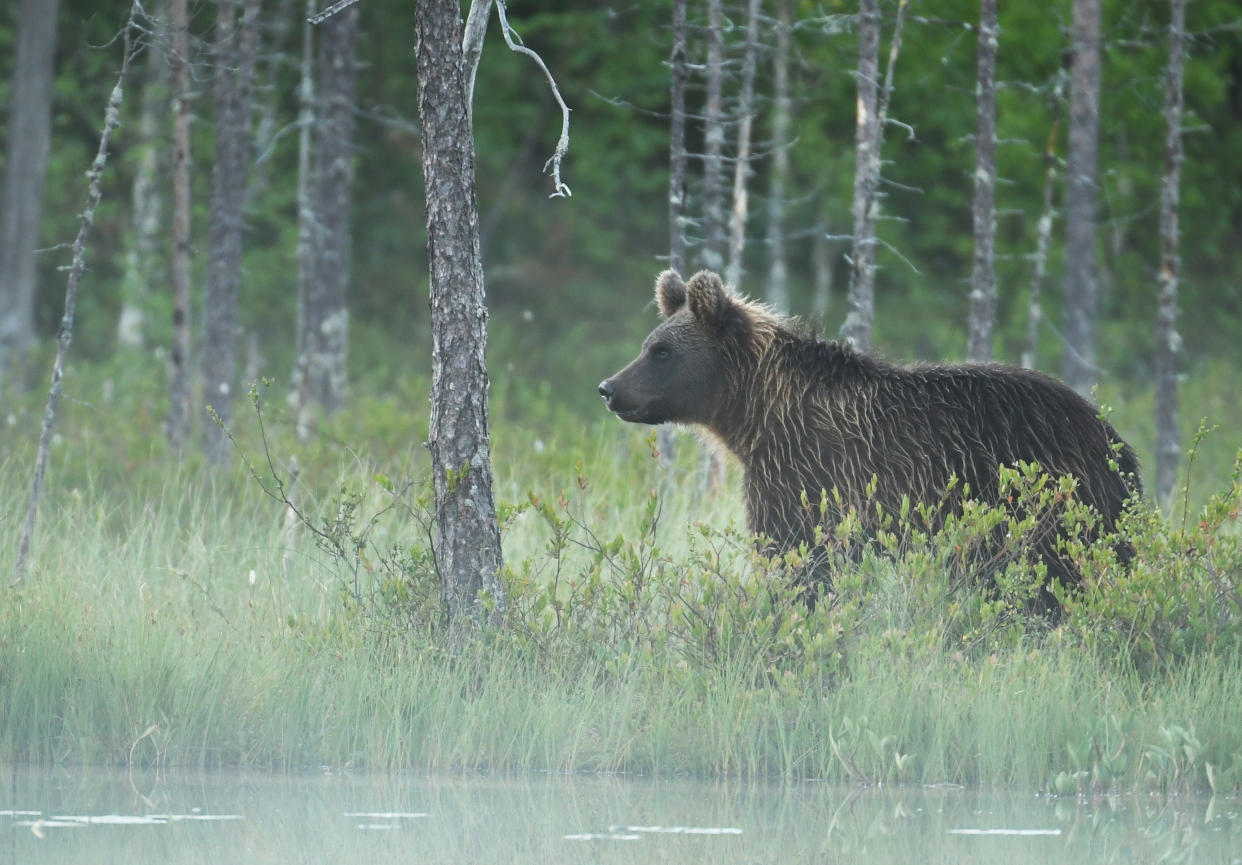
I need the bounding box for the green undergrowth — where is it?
[3,379,1242,796]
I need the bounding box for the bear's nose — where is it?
[598,380,614,400]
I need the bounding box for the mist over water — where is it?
[3,767,1238,864]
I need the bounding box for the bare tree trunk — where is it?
[290,0,317,440]
[812,212,833,319]
[659,0,690,471]
[725,0,762,290]
[166,0,193,453]
[1021,71,1066,371]
[698,0,728,494]
[246,0,294,205]
[1156,0,1187,505]
[766,0,792,313]
[15,8,136,585]
[967,0,998,362]
[668,0,689,276]
[0,0,60,391]
[202,0,262,465]
[1062,0,1101,394]
[462,0,494,115]
[700,0,726,274]
[293,3,357,432]
[845,0,907,350]
[117,25,167,350]
[414,0,506,645]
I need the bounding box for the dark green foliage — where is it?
[4,0,1240,410]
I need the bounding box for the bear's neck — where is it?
[704,330,875,466]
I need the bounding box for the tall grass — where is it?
[1,372,1241,794]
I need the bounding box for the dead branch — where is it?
[494,0,572,198]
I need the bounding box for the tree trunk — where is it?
[844,0,882,350]
[15,8,135,584]
[659,0,690,471]
[461,0,494,115]
[117,26,167,350]
[700,0,726,273]
[166,0,194,453]
[0,0,60,390]
[246,0,294,206]
[812,212,833,319]
[1155,0,1187,505]
[290,0,317,440]
[202,0,262,465]
[967,0,999,362]
[294,3,357,434]
[414,0,506,645]
[1062,0,1101,394]
[668,0,689,277]
[1021,71,1066,371]
[725,0,762,290]
[766,0,792,314]
[697,0,728,494]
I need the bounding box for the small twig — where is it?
[494,0,572,198]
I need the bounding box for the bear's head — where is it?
[599,269,748,426]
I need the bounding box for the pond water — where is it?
[2,766,1239,864]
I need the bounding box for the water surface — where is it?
[3,766,1238,864]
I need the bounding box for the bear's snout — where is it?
[598,380,614,402]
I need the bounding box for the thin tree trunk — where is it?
[812,212,833,319]
[1156,0,1187,505]
[414,0,506,645]
[166,0,193,453]
[309,4,356,415]
[293,2,357,435]
[246,0,294,206]
[290,0,317,440]
[845,0,907,350]
[1062,0,1101,394]
[668,0,689,276]
[117,26,167,350]
[1021,71,1066,371]
[462,0,494,119]
[700,0,726,273]
[659,0,690,471]
[725,0,763,290]
[766,0,792,313]
[967,0,998,361]
[0,0,60,390]
[15,8,136,585]
[698,0,728,494]
[202,0,262,465]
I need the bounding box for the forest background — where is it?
[1,0,1240,482]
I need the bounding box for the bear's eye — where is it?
[651,345,671,361]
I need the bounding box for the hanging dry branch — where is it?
[494,0,572,198]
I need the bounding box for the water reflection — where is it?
[2,766,1238,864]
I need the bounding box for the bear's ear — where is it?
[655,270,687,318]
[685,270,728,329]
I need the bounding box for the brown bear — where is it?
[599,269,1142,607]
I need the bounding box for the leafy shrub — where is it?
[1061,450,1242,672]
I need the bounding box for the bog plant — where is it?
[3,378,1242,792]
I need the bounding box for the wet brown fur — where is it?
[600,270,1142,603]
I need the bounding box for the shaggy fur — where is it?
[599,269,1142,603]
